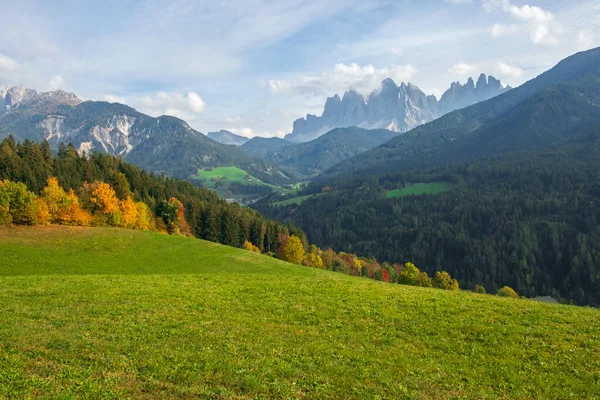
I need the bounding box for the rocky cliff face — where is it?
[285,74,509,143]
[0,88,291,184]
[1,85,81,113]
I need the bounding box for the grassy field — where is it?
[196,166,251,182]
[386,181,454,198]
[194,166,295,201]
[0,226,599,399]
[272,192,327,207]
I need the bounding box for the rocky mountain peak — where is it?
[285,74,510,143]
[0,85,81,113]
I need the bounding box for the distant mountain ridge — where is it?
[324,47,600,178]
[0,87,292,185]
[286,74,509,143]
[243,127,399,177]
[1,85,81,113]
[207,129,249,146]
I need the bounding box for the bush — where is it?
[432,271,459,290]
[416,271,432,287]
[498,286,519,298]
[0,180,38,225]
[397,262,419,285]
[332,259,349,274]
[473,285,486,294]
[0,205,10,226]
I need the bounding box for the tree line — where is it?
[0,137,473,295]
[255,140,600,306]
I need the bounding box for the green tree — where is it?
[398,262,420,286]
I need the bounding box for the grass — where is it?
[195,166,251,182]
[194,166,292,201]
[273,193,326,207]
[1,226,599,399]
[386,181,454,198]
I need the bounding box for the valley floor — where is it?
[0,226,599,399]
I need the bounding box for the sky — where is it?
[0,0,598,138]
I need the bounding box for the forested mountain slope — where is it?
[0,93,291,185]
[256,139,600,305]
[243,127,399,177]
[325,47,600,178]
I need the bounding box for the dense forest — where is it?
[1,136,466,294]
[0,136,305,252]
[256,139,600,305]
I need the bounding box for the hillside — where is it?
[247,127,400,178]
[256,138,600,305]
[207,129,250,146]
[325,47,600,178]
[241,136,290,158]
[0,92,291,186]
[1,226,599,399]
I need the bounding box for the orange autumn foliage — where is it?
[90,183,120,215]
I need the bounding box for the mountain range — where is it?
[254,47,600,305]
[285,74,509,143]
[324,47,600,178]
[206,130,249,146]
[0,86,292,185]
[243,127,399,177]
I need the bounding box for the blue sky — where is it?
[0,0,598,137]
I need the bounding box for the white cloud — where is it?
[48,75,64,90]
[0,53,19,71]
[390,47,404,55]
[140,91,206,120]
[448,63,475,75]
[445,0,472,4]
[577,30,594,51]
[485,0,559,46]
[489,23,521,38]
[496,62,523,78]
[228,127,286,138]
[269,63,418,97]
[104,94,125,104]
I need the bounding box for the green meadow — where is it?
[194,166,293,200]
[0,226,599,399]
[272,192,327,207]
[386,181,454,198]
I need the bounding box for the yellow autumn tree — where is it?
[120,196,138,229]
[134,202,155,231]
[244,240,261,253]
[66,189,92,226]
[278,235,305,265]
[34,198,50,225]
[40,177,70,223]
[90,182,122,226]
[90,183,119,214]
[304,245,323,268]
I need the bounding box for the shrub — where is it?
[432,271,459,290]
[416,271,432,287]
[397,262,419,285]
[498,286,519,298]
[332,259,349,274]
[244,240,261,253]
[473,285,486,294]
[0,180,38,225]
